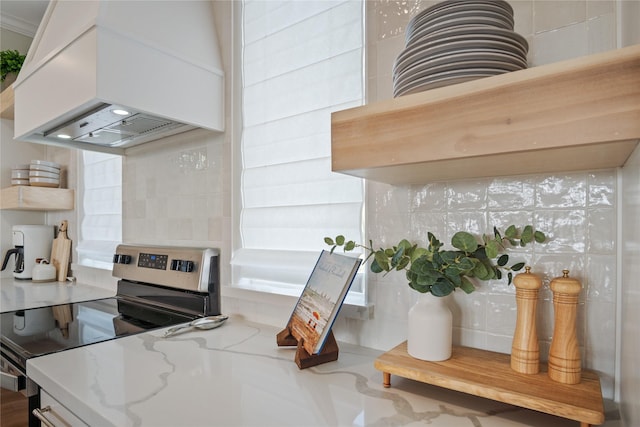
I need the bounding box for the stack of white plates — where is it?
[11,164,31,186]
[393,0,528,97]
[29,160,61,188]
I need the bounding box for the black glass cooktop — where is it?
[0,297,195,369]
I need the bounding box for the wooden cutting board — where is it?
[50,220,71,282]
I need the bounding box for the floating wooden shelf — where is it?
[1,186,74,211]
[0,86,15,120]
[332,45,640,185]
[374,342,604,427]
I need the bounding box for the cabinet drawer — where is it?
[36,390,88,427]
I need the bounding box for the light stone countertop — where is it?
[26,315,616,427]
[0,277,115,313]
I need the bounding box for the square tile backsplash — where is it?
[363,171,618,398]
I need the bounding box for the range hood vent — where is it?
[13,0,224,154]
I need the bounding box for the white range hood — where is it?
[13,0,224,154]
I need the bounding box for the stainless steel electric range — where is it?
[0,244,221,427]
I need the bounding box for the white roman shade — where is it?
[76,151,122,269]
[233,0,365,299]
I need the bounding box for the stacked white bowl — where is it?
[393,0,528,97]
[29,160,61,187]
[11,164,31,186]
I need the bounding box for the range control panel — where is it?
[112,245,219,292]
[138,252,168,270]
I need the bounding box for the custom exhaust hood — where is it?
[13,0,224,154]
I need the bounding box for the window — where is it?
[76,151,122,270]
[233,0,366,303]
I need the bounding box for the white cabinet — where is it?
[35,390,89,427]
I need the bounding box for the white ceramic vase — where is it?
[407,291,452,361]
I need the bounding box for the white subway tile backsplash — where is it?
[374,0,424,41]
[530,22,589,66]
[536,174,587,208]
[486,294,518,336]
[536,210,587,253]
[532,254,587,287]
[585,300,617,396]
[587,13,617,54]
[451,291,486,330]
[587,0,615,18]
[587,208,616,253]
[410,182,447,212]
[410,212,448,245]
[512,1,534,36]
[585,254,617,302]
[487,178,536,209]
[445,211,488,238]
[446,180,489,209]
[588,171,616,207]
[533,0,587,34]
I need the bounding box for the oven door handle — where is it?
[32,406,58,427]
[1,363,26,392]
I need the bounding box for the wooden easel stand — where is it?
[276,327,339,369]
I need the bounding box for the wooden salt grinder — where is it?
[511,266,542,374]
[548,270,582,384]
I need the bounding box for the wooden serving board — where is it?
[50,220,71,282]
[374,342,604,427]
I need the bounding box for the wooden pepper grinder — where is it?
[548,270,582,384]
[511,266,542,374]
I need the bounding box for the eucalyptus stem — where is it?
[325,225,546,297]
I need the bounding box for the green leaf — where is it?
[396,256,410,270]
[440,250,458,264]
[370,259,384,273]
[344,241,356,251]
[534,231,546,243]
[505,225,517,238]
[521,225,533,244]
[485,240,499,259]
[409,278,430,293]
[397,239,413,252]
[336,235,345,245]
[511,262,525,271]
[451,232,478,252]
[411,247,429,262]
[460,277,476,294]
[374,252,390,271]
[391,245,405,266]
[444,269,462,286]
[431,280,455,296]
[472,261,491,280]
[324,237,334,245]
[457,256,475,271]
[497,254,508,267]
